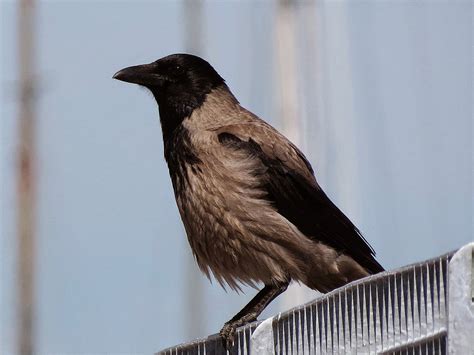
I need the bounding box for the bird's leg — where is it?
[220,281,289,349]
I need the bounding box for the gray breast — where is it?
[168,131,298,290]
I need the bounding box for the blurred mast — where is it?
[275,0,300,145]
[16,0,37,354]
[275,0,317,310]
[183,0,205,339]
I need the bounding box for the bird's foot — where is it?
[220,321,238,350]
[220,315,257,350]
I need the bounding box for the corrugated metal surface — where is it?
[158,244,473,354]
[160,324,258,355]
[271,256,450,354]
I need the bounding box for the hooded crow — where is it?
[113,53,384,348]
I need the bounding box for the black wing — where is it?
[218,132,384,274]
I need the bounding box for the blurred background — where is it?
[1,0,472,354]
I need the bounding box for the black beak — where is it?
[113,63,164,87]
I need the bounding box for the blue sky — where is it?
[1,1,472,354]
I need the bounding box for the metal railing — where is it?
[158,242,473,354]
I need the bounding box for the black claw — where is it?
[218,283,289,351]
[220,322,237,351]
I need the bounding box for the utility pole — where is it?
[183,0,205,339]
[275,0,317,311]
[16,0,37,354]
[275,0,300,145]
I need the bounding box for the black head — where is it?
[113,53,225,139]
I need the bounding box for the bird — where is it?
[113,53,384,348]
